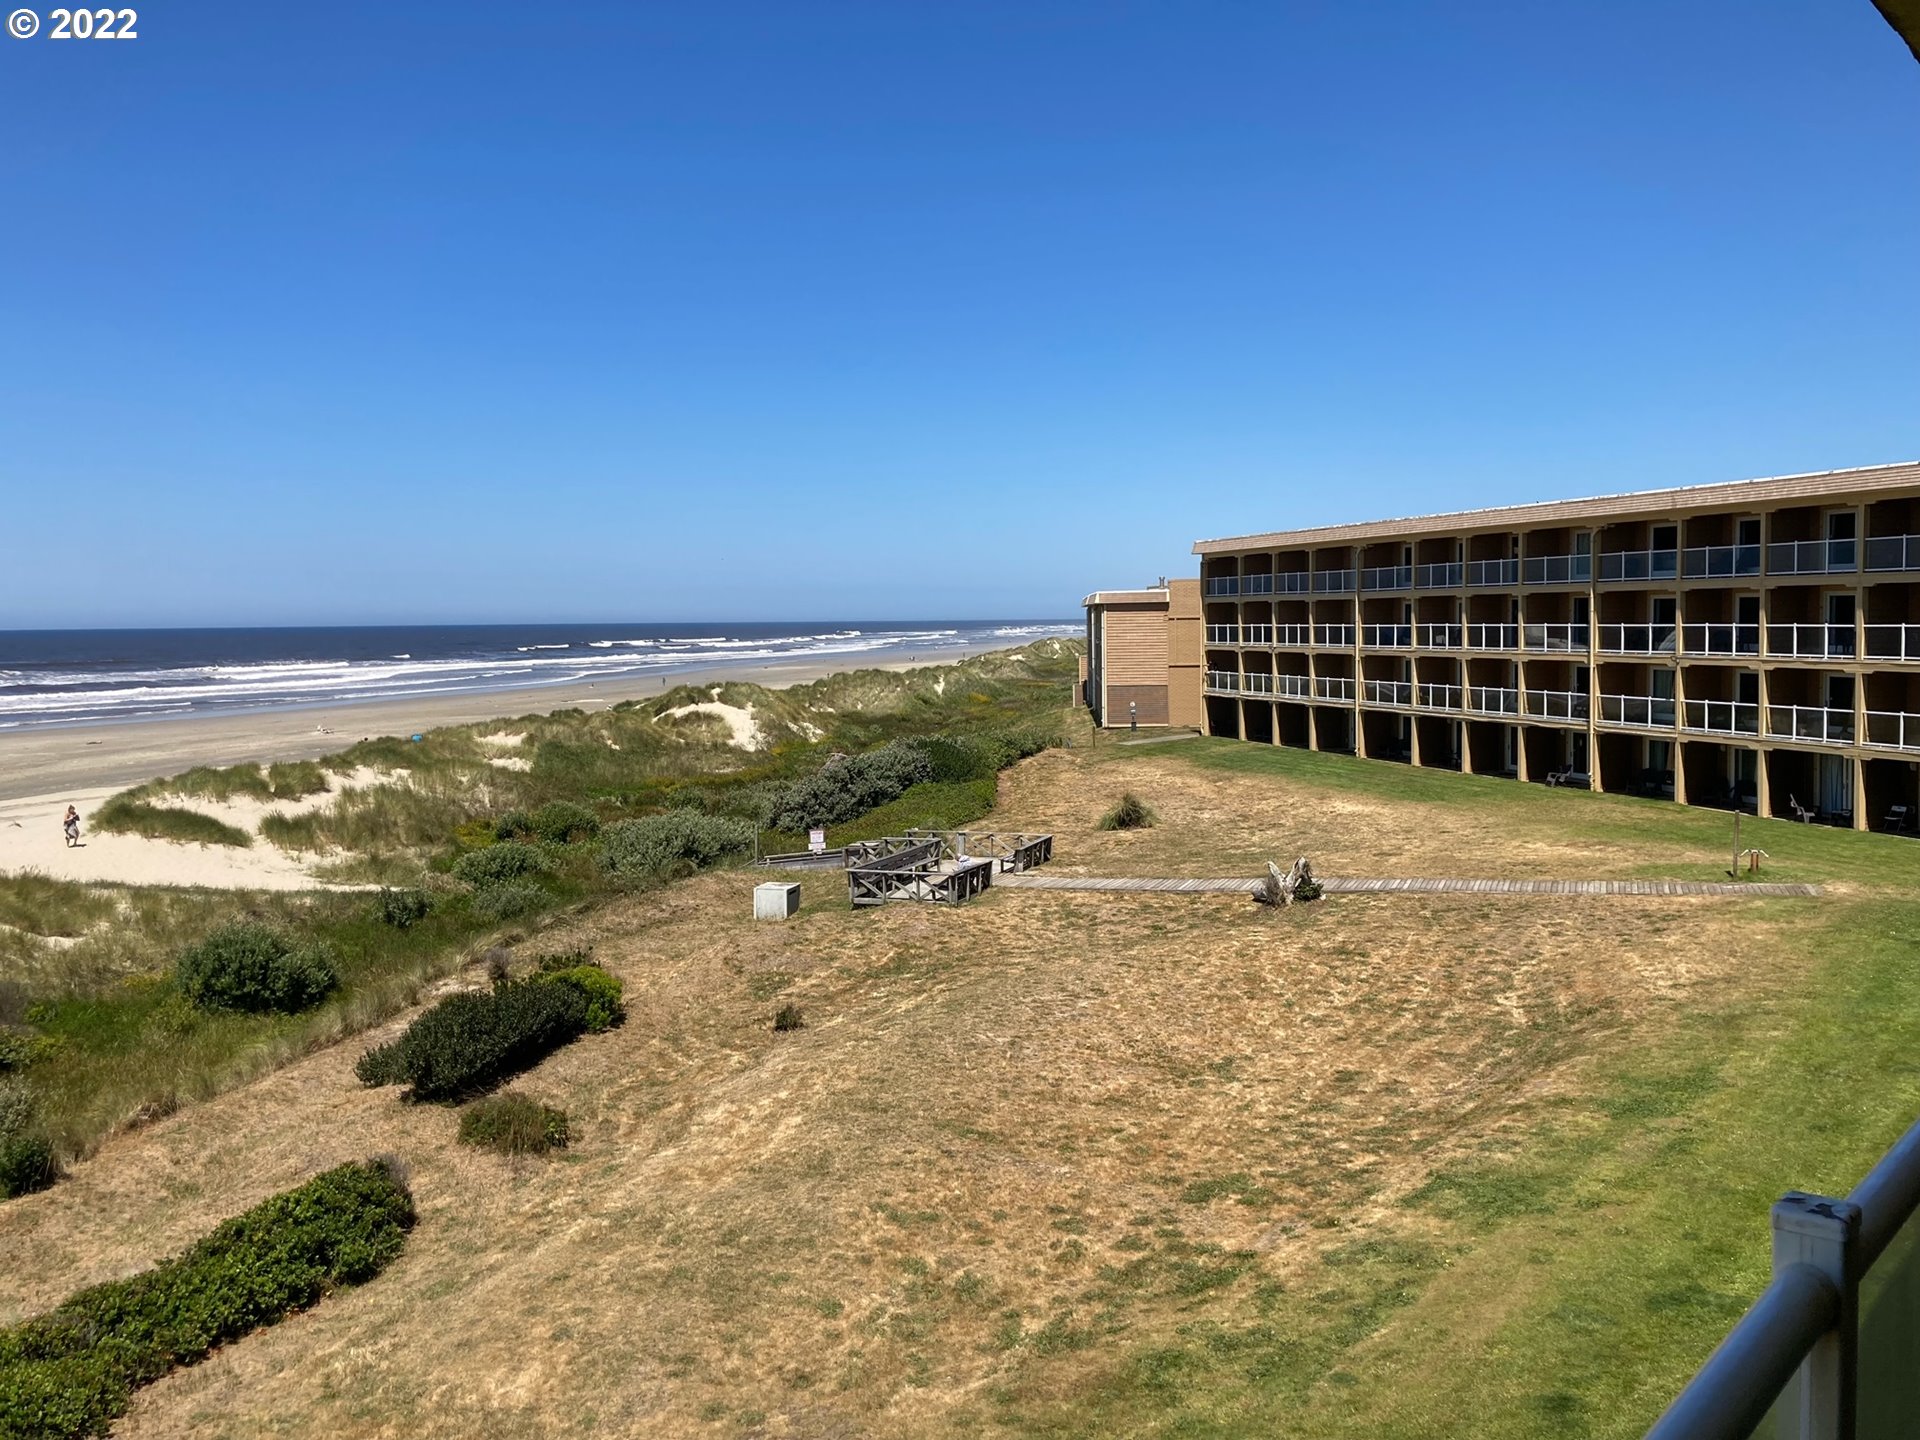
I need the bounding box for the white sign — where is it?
[808,827,827,854]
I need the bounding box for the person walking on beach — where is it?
[62,806,81,848]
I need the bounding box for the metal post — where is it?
[1771,1192,1860,1440]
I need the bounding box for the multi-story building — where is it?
[1089,461,1920,832]
[1080,583,1203,729]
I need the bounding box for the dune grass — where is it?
[89,799,252,848]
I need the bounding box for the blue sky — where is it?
[1,1,1915,628]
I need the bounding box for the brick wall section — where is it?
[1166,579,1204,727]
[1107,684,1170,725]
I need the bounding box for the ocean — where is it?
[0,622,1079,731]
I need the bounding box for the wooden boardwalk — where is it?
[995,874,1821,899]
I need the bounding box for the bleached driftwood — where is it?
[1256,856,1316,907]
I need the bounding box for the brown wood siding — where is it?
[1106,684,1169,725]
[1102,604,1169,686]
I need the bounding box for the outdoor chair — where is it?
[1787,794,1816,824]
[1886,804,1913,835]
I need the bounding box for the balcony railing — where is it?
[1524,688,1589,722]
[1273,623,1312,647]
[1682,698,1759,736]
[1271,571,1313,593]
[1272,673,1313,700]
[1312,623,1356,648]
[1865,534,1920,573]
[1523,553,1592,585]
[1597,623,1677,655]
[1414,562,1464,588]
[1864,624,1920,662]
[1768,704,1855,745]
[1205,577,1239,597]
[1600,693,1676,729]
[1361,624,1414,649]
[1205,624,1238,644]
[1241,672,1275,696]
[1597,548,1678,582]
[1681,622,1760,657]
[1765,623,1857,660]
[1681,543,1761,579]
[1203,670,1239,692]
[1466,686,1520,716]
[1241,623,1275,646]
[1464,623,1520,650]
[1361,565,1413,591]
[1466,558,1520,587]
[1767,538,1857,574]
[1523,622,1591,652]
[1415,682,1461,711]
[1238,573,1275,596]
[1415,623,1464,649]
[1314,675,1354,702]
[1312,569,1356,593]
[1364,679,1413,707]
[1865,710,1920,752]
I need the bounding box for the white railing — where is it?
[1864,624,1920,662]
[1361,565,1413,591]
[1242,672,1275,696]
[1767,705,1855,745]
[1203,670,1240,693]
[1205,577,1239,597]
[1524,623,1591,652]
[1682,698,1759,736]
[1237,573,1276,596]
[1525,688,1589,721]
[1865,534,1920,572]
[1271,571,1313,593]
[1680,543,1762,578]
[1523,553,1592,584]
[1765,623,1857,659]
[1415,682,1461,710]
[1312,624,1355,647]
[1241,623,1275,645]
[1415,623,1464,649]
[1466,557,1519,587]
[1464,623,1519,650]
[1681,622,1760,657]
[1467,686,1521,715]
[1597,548,1678,582]
[1597,623,1677,655]
[1365,679,1413,707]
[1313,569,1356,593]
[1273,672,1313,700]
[1767,538,1857,574]
[1361,624,1414,648]
[1865,710,1920,751]
[1205,624,1238,644]
[1314,675,1354,702]
[1601,694,1677,728]
[1415,562,1463,588]
[1273,623,1313,647]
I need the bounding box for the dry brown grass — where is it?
[0,749,1828,1437]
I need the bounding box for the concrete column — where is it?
[1753,743,1769,819]
[1854,755,1869,831]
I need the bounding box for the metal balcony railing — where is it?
[1361,565,1413,591]
[1523,553,1592,585]
[1768,704,1855,745]
[1682,698,1759,736]
[1864,624,1920,663]
[1272,623,1312,647]
[1242,624,1274,646]
[1597,548,1678,582]
[1313,569,1356,593]
[1205,624,1238,644]
[1600,694,1677,728]
[1865,710,1920,752]
[1681,622,1761,657]
[1524,623,1591,652]
[1466,558,1520,587]
[1864,534,1920,573]
[1312,624,1356,648]
[1416,623,1464,649]
[1466,686,1521,716]
[1767,538,1857,574]
[1361,624,1414,649]
[1597,623,1677,655]
[1241,672,1275,696]
[1205,576,1239,597]
[1314,675,1354,702]
[1203,670,1240,693]
[1524,688,1589,722]
[1767,623,1857,660]
[1680,543,1762,579]
[1414,562,1464,588]
[1364,679,1413,707]
[1238,573,1276,596]
[1415,682,1461,710]
[1464,623,1520,650]
[1272,673,1313,700]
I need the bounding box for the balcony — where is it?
[1865,535,1920,573]
[1765,623,1857,660]
[1205,624,1238,644]
[1768,704,1855,745]
[1864,624,1920,663]
[1466,686,1520,716]
[1272,571,1313,594]
[1415,623,1464,649]
[1364,679,1413,708]
[1312,623,1356,648]
[1680,622,1760,657]
[1681,544,1762,579]
[1466,558,1520,587]
[1313,569,1357,593]
[1415,682,1461,711]
[1272,673,1313,700]
[1272,623,1312,647]
[1597,623,1677,656]
[1314,675,1355,703]
[1767,539,1857,575]
[1600,694,1677,729]
[1240,672,1276,696]
[1361,624,1414,649]
[1523,623,1591,653]
[1865,711,1920,752]
[1361,565,1413,592]
[1204,577,1239,597]
[1415,562,1464,588]
[1203,670,1240,693]
[1524,688,1589,722]
[1596,549,1678,583]
[1464,623,1519,650]
[1682,698,1759,736]
[1523,553,1592,585]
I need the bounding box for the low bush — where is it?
[90,799,252,848]
[176,923,338,1015]
[457,1091,570,1155]
[765,741,935,832]
[540,963,625,1032]
[355,978,589,1100]
[773,1003,805,1033]
[0,1082,56,1200]
[597,811,756,880]
[0,1159,413,1439]
[529,801,600,845]
[0,1029,58,1075]
[491,810,533,841]
[451,841,548,886]
[469,881,547,923]
[372,887,432,929]
[1097,793,1156,831]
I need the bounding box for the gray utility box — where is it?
[754,882,801,921]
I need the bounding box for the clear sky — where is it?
[1,1,1915,628]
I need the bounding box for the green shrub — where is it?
[452,842,548,886]
[457,1091,570,1155]
[353,1041,406,1088]
[470,881,547,923]
[372,888,432,929]
[597,811,756,880]
[773,1003,804,1033]
[540,964,625,1032]
[0,1159,413,1439]
[90,799,252,848]
[529,801,600,845]
[0,1083,56,1200]
[355,979,589,1100]
[1097,793,1156,831]
[0,1030,58,1075]
[491,810,534,841]
[175,924,338,1015]
[765,741,935,832]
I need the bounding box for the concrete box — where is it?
[754,881,801,921]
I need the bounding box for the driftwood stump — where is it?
[1256,857,1316,907]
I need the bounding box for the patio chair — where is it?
[1886,804,1913,835]
[1787,794,1816,824]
